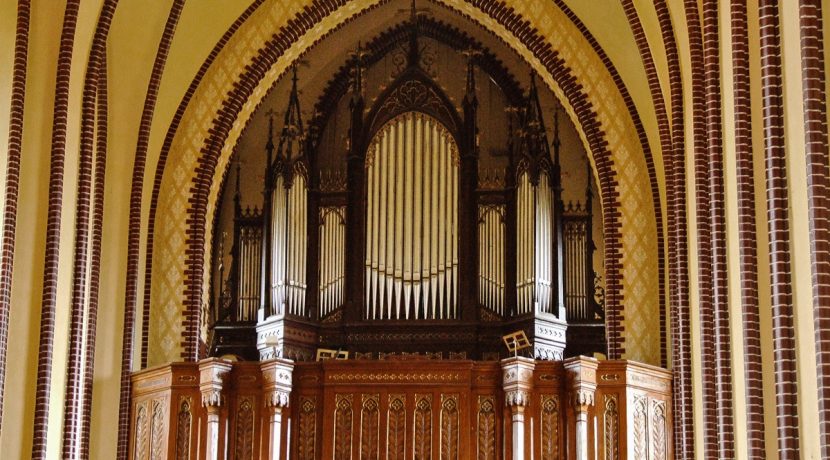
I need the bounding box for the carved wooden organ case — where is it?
[215,17,603,362]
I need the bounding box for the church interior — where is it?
[0,0,827,458]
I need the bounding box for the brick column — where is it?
[501,357,535,460]
[199,358,232,460]
[564,356,598,460]
[262,359,294,458]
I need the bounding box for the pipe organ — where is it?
[211,17,603,363]
[478,204,505,316]
[364,112,459,320]
[319,206,346,318]
[237,222,263,322]
[269,167,308,317]
[515,171,555,316]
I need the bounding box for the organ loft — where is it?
[128,4,673,459]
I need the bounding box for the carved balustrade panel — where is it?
[128,358,671,460]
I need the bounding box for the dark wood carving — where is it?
[175,397,192,460]
[603,394,619,460]
[334,394,354,460]
[150,399,165,460]
[387,394,407,460]
[414,394,433,460]
[652,400,667,460]
[440,394,459,460]
[234,398,254,460]
[360,394,380,460]
[134,403,148,460]
[632,395,647,460]
[540,394,559,460]
[476,395,496,460]
[298,396,317,460]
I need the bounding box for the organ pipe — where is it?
[516,171,554,315]
[269,166,308,317]
[365,112,458,320]
[319,206,346,318]
[478,205,505,316]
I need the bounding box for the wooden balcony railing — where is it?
[129,357,672,460]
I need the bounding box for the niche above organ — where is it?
[209,1,605,362]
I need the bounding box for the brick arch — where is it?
[148,0,661,365]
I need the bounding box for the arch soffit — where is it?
[149,0,660,364]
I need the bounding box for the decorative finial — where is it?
[265,108,276,153]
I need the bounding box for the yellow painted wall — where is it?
[0,0,827,458]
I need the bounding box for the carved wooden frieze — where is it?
[413,394,433,460]
[150,398,166,460]
[334,394,354,460]
[234,398,254,460]
[476,395,496,460]
[175,397,192,460]
[360,394,380,460]
[297,396,317,460]
[632,395,647,460]
[134,402,149,460]
[603,394,619,460]
[440,394,459,460]
[540,394,559,460]
[651,399,667,460]
[387,394,407,460]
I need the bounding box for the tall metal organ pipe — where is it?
[365,112,459,320]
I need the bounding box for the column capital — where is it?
[564,356,598,411]
[261,358,294,409]
[199,358,233,408]
[501,356,536,408]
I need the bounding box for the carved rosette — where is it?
[440,395,459,460]
[477,396,496,460]
[603,395,619,460]
[334,394,354,460]
[540,395,559,460]
[387,395,406,460]
[360,394,380,460]
[297,396,317,460]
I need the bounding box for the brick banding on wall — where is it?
[682,2,720,456]
[759,0,801,457]
[651,0,695,456]
[701,1,735,457]
[116,1,185,459]
[0,0,30,433]
[61,2,118,458]
[81,51,109,459]
[730,0,766,456]
[31,1,81,458]
[552,0,665,362]
[799,0,830,457]
[619,0,672,370]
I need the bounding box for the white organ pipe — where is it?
[319,206,345,318]
[268,168,307,318]
[365,112,458,320]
